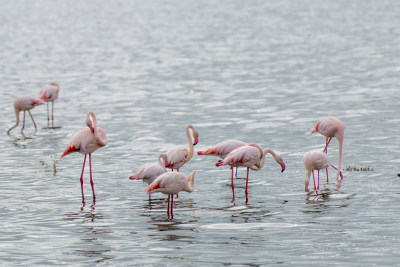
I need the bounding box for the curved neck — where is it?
[185,125,195,159]
[186,171,195,192]
[158,154,167,171]
[87,111,107,147]
[7,108,20,134]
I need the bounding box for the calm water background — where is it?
[1,0,400,265]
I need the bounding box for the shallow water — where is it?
[1,0,400,265]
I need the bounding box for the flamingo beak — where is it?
[129,176,134,180]
[281,162,286,173]
[193,137,198,146]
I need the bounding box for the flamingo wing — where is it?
[225,146,261,167]
[165,147,189,168]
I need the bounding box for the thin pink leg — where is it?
[167,195,170,217]
[89,153,95,201]
[170,194,174,219]
[323,137,331,153]
[80,154,87,203]
[326,168,329,183]
[46,102,50,127]
[330,164,343,179]
[28,110,37,131]
[312,171,316,190]
[51,101,54,128]
[245,167,249,204]
[317,170,320,190]
[21,111,26,134]
[231,165,235,202]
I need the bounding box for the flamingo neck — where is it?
[158,154,167,171]
[185,125,195,159]
[87,111,107,147]
[7,108,20,134]
[186,171,195,192]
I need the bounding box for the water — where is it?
[1,0,400,265]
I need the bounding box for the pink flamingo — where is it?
[303,150,343,192]
[164,124,199,172]
[60,111,107,203]
[39,82,60,128]
[7,96,45,135]
[145,171,195,219]
[215,144,285,203]
[129,154,167,200]
[310,117,345,180]
[197,139,247,177]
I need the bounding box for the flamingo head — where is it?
[192,131,199,146]
[280,161,286,173]
[310,122,320,134]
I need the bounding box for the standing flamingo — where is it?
[303,150,343,192]
[60,111,107,203]
[39,82,60,128]
[7,96,45,135]
[310,117,345,180]
[215,144,285,203]
[145,171,195,219]
[129,154,167,201]
[197,139,247,177]
[164,124,199,172]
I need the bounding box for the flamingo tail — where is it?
[145,179,162,194]
[60,145,78,159]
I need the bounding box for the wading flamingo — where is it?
[129,154,167,200]
[39,82,60,128]
[197,139,247,177]
[303,150,343,192]
[216,144,285,203]
[145,171,195,219]
[7,96,45,135]
[60,111,107,203]
[310,117,345,180]
[164,124,199,172]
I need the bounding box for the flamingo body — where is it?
[197,139,247,159]
[145,171,195,219]
[164,124,199,171]
[130,154,167,185]
[7,96,45,135]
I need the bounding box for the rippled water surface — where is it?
[1,0,400,265]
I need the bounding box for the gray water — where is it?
[1,0,400,265]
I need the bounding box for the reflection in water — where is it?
[63,207,113,263]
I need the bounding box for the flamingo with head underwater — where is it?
[129,154,167,200]
[216,144,285,203]
[310,117,345,181]
[60,111,107,203]
[303,150,343,192]
[38,82,60,128]
[7,96,45,135]
[145,171,195,219]
[164,124,199,172]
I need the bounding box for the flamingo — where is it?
[60,111,107,203]
[145,171,195,219]
[38,82,60,128]
[197,139,247,177]
[303,150,343,192]
[310,117,345,180]
[215,144,285,203]
[7,96,45,135]
[164,124,199,172]
[129,154,167,200]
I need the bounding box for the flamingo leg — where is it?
[80,154,87,203]
[312,171,316,190]
[167,195,170,217]
[28,110,37,131]
[51,101,54,128]
[323,137,332,153]
[21,111,26,134]
[245,167,249,204]
[230,165,235,203]
[235,166,238,178]
[88,153,95,201]
[46,102,50,127]
[326,168,329,183]
[317,170,320,190]
[329,164,343,180]
[170,194,174,219]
